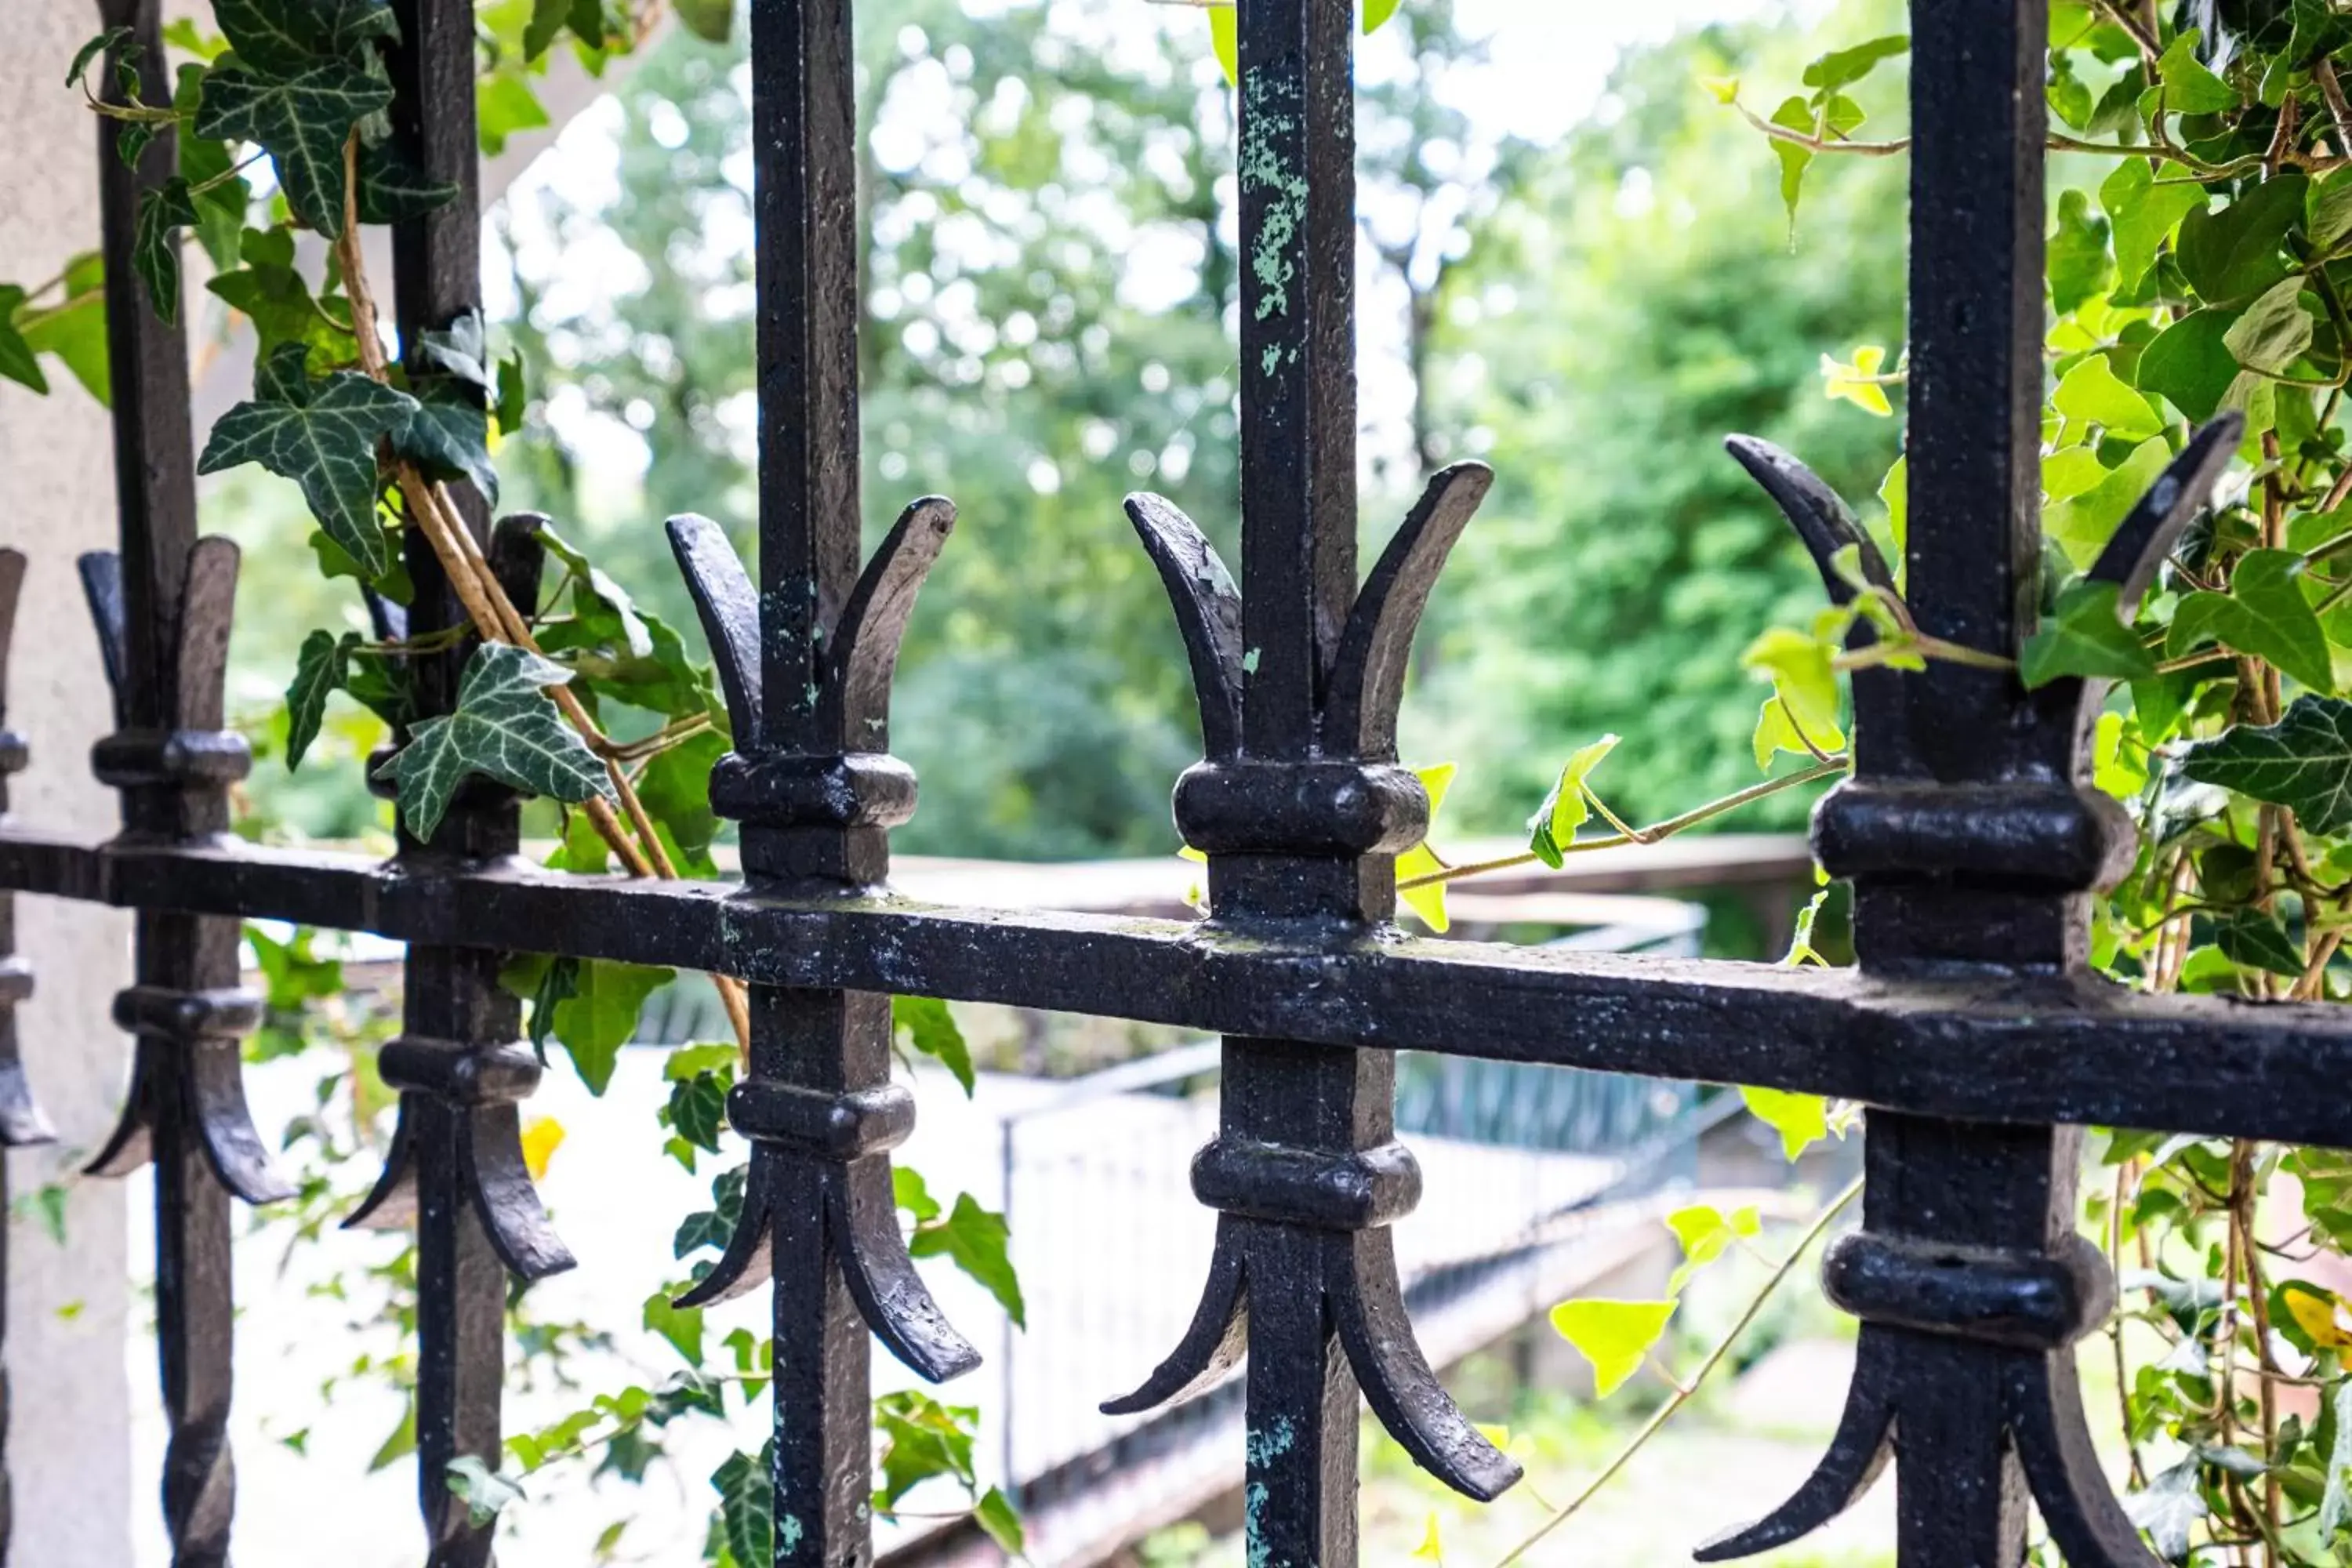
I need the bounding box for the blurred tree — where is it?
[1400,1,1909,836]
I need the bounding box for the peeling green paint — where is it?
[1239,66,1308,378]
[779,1514,804,1551]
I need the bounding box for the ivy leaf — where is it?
[973,1488,1025,1556]
[212,0,397,74]
[445,1456,524,1529]
[370,642,613,841]
[207,226,358,367]
[354,139,459,225]
[894,1165,942,1225]
[875,1391,978,1510]
[285,627,361,770]
[193,56,394,236]
[2176,173,2303,306]
[175,68,252,270]
[198,342,414,579]
[1362,0,1403,33]
[2181,696,2352,835]
[132,176,200,327]
[2223,276,2316,376]
[2125,1458,2205,1563]
[1800,33,1907,93]
[673,0,733,41]
[710,1446,773,1568]
[1395,760,1455,932]
[412,309,492,390]
[0,289,45,394]
[534,959,673,1095]
[643,1288,702,1365]
[1752,695,1843,770]
[2157,29,2238,113]
[1741,1084,1830,1160]
[523,0,572,60]
[636,730,726,876]
[893,995,973,1094]
[2103,158,2208,291]
[2167,549,2334,695]
[2212,909,2306,976]
[1526,734,1621,868]
[2053,354,2161,444]
[2045,437,2171,569]
[537,526,650,656]
[2020,579,2157,688]
[910,1193,1025,1328]
[1547,1298,1675,1397]
[2049,188,2114,314]
[666,1069,728,1153]
[390,385,498,506]
[67,27,135,91]
[1666,1203,1762,1293]
[1820,343,1894,417]
[495,351,528,434]
[1741,625,1842,754]
[1208,5,1238,86]
[2312,169,2352,255]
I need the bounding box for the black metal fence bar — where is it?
[0,0,2319,1562]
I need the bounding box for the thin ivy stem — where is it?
[1396,760,1848,892]
[1490,1174,1864,1568]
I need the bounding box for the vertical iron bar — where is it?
[1227,1,1375,1563]
[385,3,512,1563]
[95,5,246,1564]
[754,0,862,753]
[1236,0,1356,759]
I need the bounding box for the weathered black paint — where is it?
[8,0,2305,1563]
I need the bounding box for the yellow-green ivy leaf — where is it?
[1548,1298,1676,1397]
[1740,1085,1830,1160]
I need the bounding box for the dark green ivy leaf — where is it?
[2212,909,2306,976]
[910,1193,1024,1328]
[175,67,252,270]
[410,308,492,390]
[666,1070,727,1153]
[2182,695,2352,835]
[2167,549,2334,695]
[370,642,613,841]
[285,627,361,769]
[672,0,733,42]
[494,351,527,434]
[67,27,135,91]
[710,1446,774,1568]
[354,139,459,225]
[198,341,414,579]
[2021,579,2157,688]
[193,56,393,236]
[2138,308,2242,422]
[131,176,200,326]
[2176,172,2303,306]
[390,384,498,506]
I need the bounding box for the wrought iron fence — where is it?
[1,0,2344,1563]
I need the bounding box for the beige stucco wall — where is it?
[0,3,140,1566]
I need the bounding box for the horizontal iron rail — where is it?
[5,828,2349,1145]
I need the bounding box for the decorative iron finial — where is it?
[1108,463,1520,1507]
[663,507,979,1383]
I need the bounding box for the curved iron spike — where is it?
[1126,494,1246,761]
[832,1158,981,1383]
[348,1100,572,1278]
[1694,1328,1897,1561]
[2010,1352,2165,1568]
[823,495,956,753]
[1724,436,1898,606]
[666,514,764,746]
[1101,1217,1250,1414]
[2088,413,2243,615]
[75,551,127,719]
[83,1054,158,1178]
[1324,463,1492,760]
[673,1156,779,1309]
[187,1038,296,1204]
[460,1103,575,1279]
[343,1102,419,1231]
[1330,1225,1519,1501]
[488,514,551,619]
[176,537,239,732]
